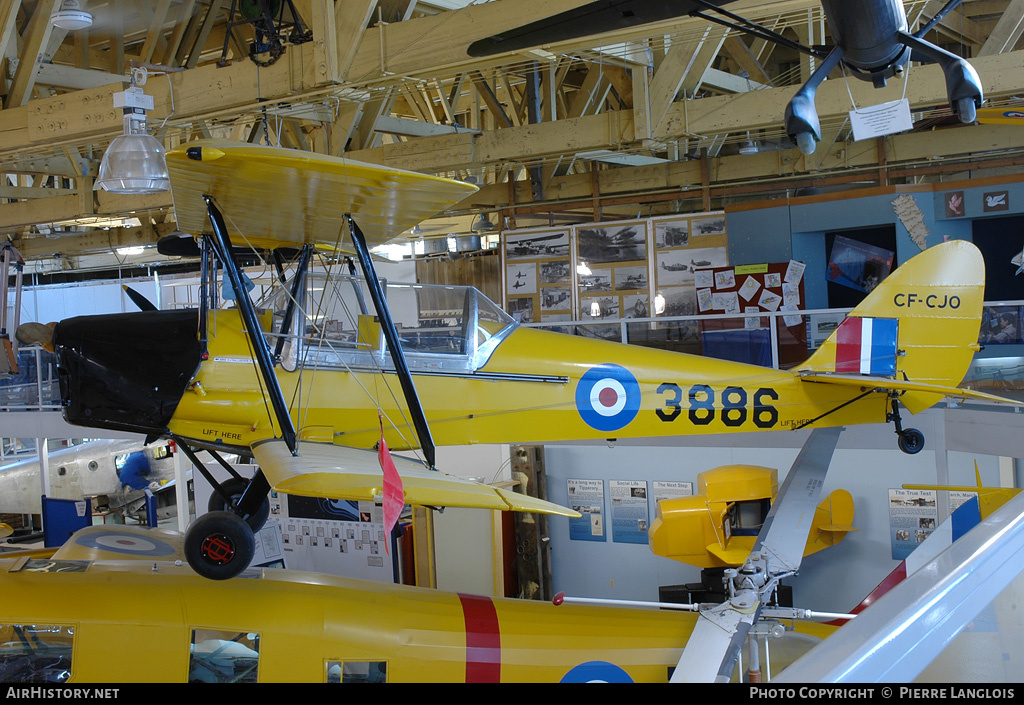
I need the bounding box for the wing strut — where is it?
[203,195,298,456]
[345,215,437,470]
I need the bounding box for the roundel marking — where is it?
[575,364,641,432]
[75,531,177,556]
[560,661,634,683]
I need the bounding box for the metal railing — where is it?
[3,302,1023,413]
[0,347,61,411]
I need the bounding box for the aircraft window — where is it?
[0,624,74,683]
[282,275,516,373]
[188,629,260,683]
[326,660,387,683]
[731,500,771,536]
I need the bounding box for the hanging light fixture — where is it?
[50,0,92,30]
[95,69,170,194]
[471,213,496,232]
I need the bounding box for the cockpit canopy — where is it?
[266,273,517,374]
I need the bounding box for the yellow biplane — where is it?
[45,139,1013,586]
[41,139,1015,590]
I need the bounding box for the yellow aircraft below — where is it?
[0,523,835,684]
[45,140,1013,581]
[649,464,856,569]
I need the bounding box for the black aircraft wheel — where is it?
[184,511,255,581]
[208,477,270,532]
[898,429,925,455]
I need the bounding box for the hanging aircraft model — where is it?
[466,0,984,155]
[45,139,1014,585]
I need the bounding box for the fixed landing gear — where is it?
[208,477,271,532]
[887,396,924,455]
[184,511,255,581]
[173,440,271,580]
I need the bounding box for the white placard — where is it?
[850,98,913,141]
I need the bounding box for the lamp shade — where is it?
[95,134,170,194]
[51,0,92,30]
[471,213,495,232]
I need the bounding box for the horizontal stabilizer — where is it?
[799,372,1022,405]
[251,439,581,517]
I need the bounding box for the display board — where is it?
[501,212,730,340]
[503,228,572,325]
[697,261,808,368]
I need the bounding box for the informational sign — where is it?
[652,481,693,504]
[567,478,606,542]
[610,480,650,545]
[888,488,938,560]
[269,491,396,582]
[849,98,913,141]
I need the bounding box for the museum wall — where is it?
[725,176,1024,311]
[542,412,1007,615]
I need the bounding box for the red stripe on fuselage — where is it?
[458,593,501,682]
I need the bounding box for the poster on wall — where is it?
[650,212,729,323]
[888,488,938,561]
[652,481,694,509]
[575,219,652,339]
[269,492,396,581]
[567,478,606,542]
[827,235,894,293]
[610,480,650,545]
[502,228,572,323]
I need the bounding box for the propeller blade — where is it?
[754,426,844,573]
[122,286,158,312]
[671,595,760,682]
[672,427,843,683]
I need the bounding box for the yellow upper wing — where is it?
[166,140,478,249]
[252,439,581,517]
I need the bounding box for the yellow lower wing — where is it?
[252,439,580,517]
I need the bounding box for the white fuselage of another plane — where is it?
[0,439,176,515]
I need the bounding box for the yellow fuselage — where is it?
[0,552,834,683]
[169,311,886,453]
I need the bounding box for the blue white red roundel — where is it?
[575,364,641,432]
[75,530,177,556]
[560,661,634,683]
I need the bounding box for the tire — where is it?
[795,131,816,156]
[955,97,977,125]
[898,429,925,455]
[184,511,255,581]
[208,477,270,532]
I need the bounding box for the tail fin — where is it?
[801,240,984,413]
